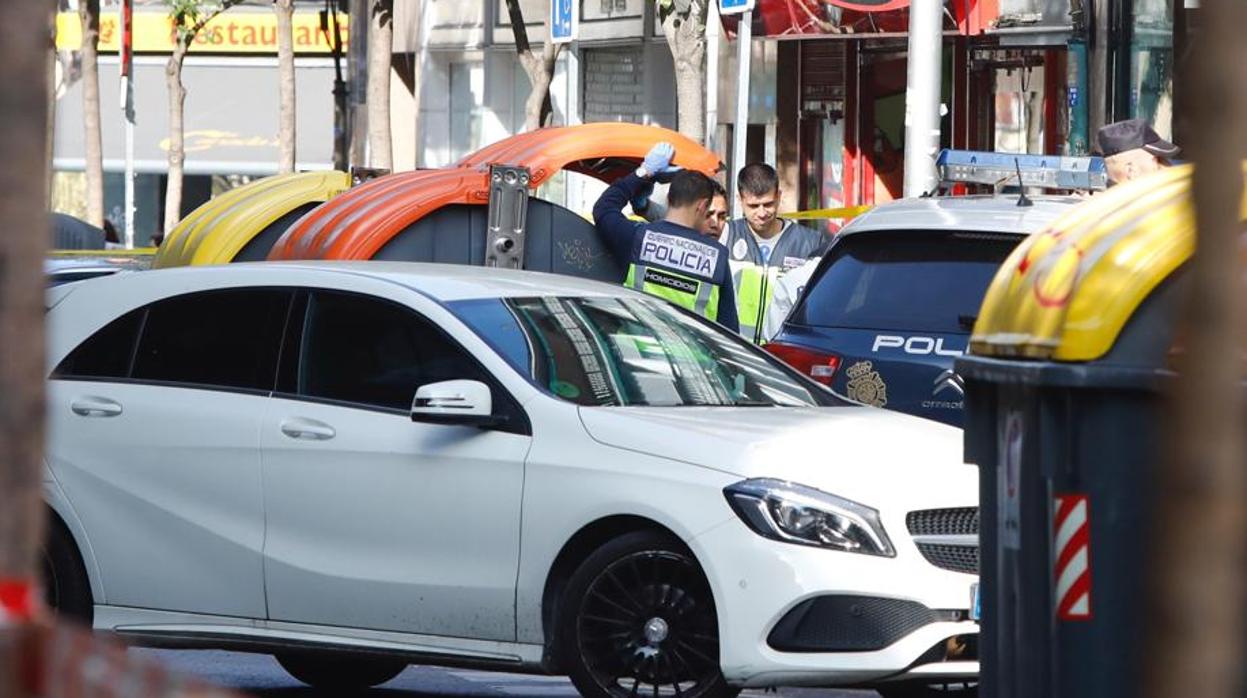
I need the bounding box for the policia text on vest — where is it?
[720,219,828,344]
[593,173,739,333]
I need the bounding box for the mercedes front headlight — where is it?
[724,478,895,557]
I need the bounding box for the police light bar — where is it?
[937,150,1108,192]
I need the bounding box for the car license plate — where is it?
[970,582,981,622]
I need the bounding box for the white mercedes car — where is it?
[43,262,978,697]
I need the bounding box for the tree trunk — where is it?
[661,1,708,144]
[0,2,53,697]
[275,0,296,173]
[503,0,560,133]
[520,64,551,132]
[1144,0,1247,696]
[80,0,104,226]
[367,0,393,169]
[164,46,187,234]
[161,1,241,233]
[45,6,57,208]
[519,45,560,132]
[347,0,368,168]
[409,7,423,167]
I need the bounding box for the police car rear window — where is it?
[792,231,1020,333]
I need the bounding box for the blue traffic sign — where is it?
[550,0,576,44]
[719,0,755,15]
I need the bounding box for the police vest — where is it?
[722,220,828,343]
[625,228,727,321]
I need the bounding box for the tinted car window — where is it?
[794,231,1020,333]
[131,289,291,391]
[53,308,145,379]
[298,291,491,411]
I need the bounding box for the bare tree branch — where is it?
[185,0,245,48]
[504,0,532,58]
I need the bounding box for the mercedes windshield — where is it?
[450,296,839,408]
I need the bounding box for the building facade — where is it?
[727,0,1188,230]
[50,0,1191,242]
[388,0,683,213]
[52,0,346,243]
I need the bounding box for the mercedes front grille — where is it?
[906,507,979,575]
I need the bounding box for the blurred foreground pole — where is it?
[1144,0,1247,696]
[0,1,53,697]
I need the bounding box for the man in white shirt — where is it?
[719,163,830,344]
[761,257,821,343]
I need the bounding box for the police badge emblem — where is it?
[846,361,888,407]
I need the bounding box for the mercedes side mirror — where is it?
[410,380,503,428]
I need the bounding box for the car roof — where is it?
[314,261,632,301]
[74,261,633,303]
[840,195,1083,236]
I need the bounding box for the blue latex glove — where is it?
[640,142,675,179]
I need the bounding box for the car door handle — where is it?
[280,418,336,441]
[70,397,123,418]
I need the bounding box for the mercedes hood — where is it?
[577,405,975,511]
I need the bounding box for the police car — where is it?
[768,151,1107,427]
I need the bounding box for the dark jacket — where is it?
[720,218,830,271]
[593,173,739,333]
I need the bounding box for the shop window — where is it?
[1130,0,1174,138]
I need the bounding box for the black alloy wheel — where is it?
[562,531,737,698]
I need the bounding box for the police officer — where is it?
[593,143,739,333]
[632,176,730,239]
[702,181,730,238]
[721,163,829,344]
[1095,118,1180,185]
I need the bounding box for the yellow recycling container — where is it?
[153,171,351,269]
[960,162,1246,698]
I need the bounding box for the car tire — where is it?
[42,519,93,626]
[560,530,738,698]
[275,653,407,690]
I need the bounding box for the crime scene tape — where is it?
[781,205,873,221]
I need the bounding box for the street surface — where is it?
[136,649,881,697]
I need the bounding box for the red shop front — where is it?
[727,0,1071,226]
